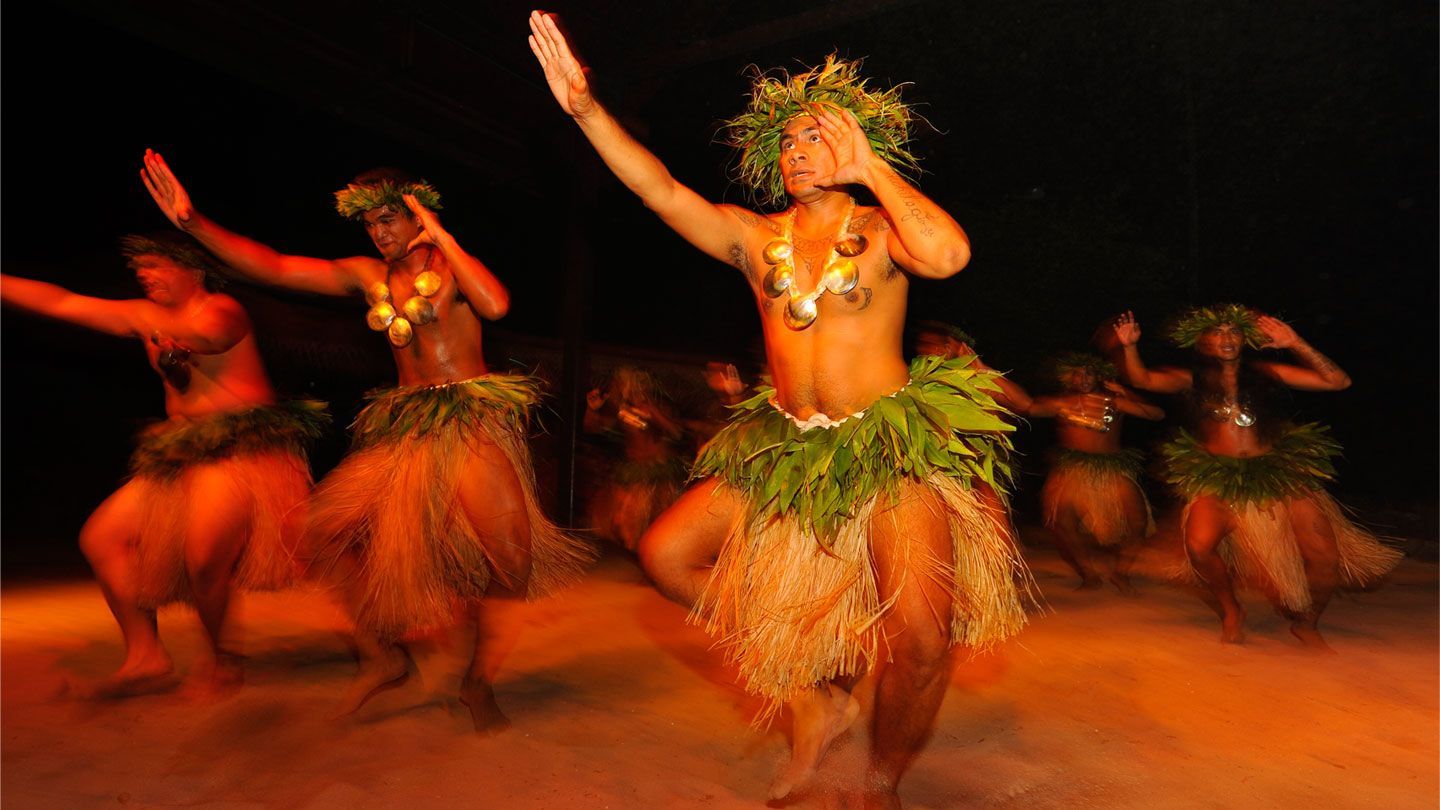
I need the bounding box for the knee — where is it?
[185,545,239,589]
[78,523,124,564]
[636,528,673,582]
[889,632,954,685]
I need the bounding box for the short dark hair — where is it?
[119,232,227,291]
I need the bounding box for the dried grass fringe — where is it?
[1041,464,1154,546]
[691,474,1035,716]
[134,450,312,608]
[1177,491,1403,611]
[304,401,593,639]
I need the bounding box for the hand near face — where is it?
[402,194,444,252]
[813,108,879,188]
[1256,314,1299,349]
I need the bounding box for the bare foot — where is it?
[1290,622,1337,654]
[183,653,245,702]
[329,645,409,719]
[1110,574,1139,597]
[769,683,861,801]
[458,678,512,735]
[79,652,177,699]
[1220,607,1247,644]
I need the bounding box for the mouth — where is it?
[790,169,814,181]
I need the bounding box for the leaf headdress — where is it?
[722,54,921,208]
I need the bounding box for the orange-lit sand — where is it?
[3,524,1435,809]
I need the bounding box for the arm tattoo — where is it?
[1293,342,1343,378]
[888,174,937,238]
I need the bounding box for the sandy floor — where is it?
[3,528,1436,809]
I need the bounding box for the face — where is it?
[778,116,837,199]
[1060,368,1098,393]
[361,205,423,261]
[1194,324,1245,361]
[131,254,203,306]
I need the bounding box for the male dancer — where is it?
[1028,352,1163,592]
[1,234,326,696]
[1114,306,1399,647]
[141,152,591,729]
[532,14,1033,805]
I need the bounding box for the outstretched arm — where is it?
[959,343,1033,415]
[1102,380,1166,420]
[528,12,753,267]
[142,149,372,296]
[1112,311,1190,393]
[814,109,970,278]
[1251,315,1351,391]
[0,275,247,353]
[402,195,509,319]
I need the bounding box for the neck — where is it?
[791,190,852,229]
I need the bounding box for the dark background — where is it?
[4,0,1435,573]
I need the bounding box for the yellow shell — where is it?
[783,296,818,330]
[413,270,443,298]
[365,301,396,331]
[402,295,437,325]
[761,239,793,265]
[365,282,392,306]
[822,259,859,295]
[387,316,414,348]
[834,234,869,258]
[762,264,794,298]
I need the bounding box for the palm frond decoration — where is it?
[1051,351,1118,381]
[722,54,922,208]
[1168,303,1264,348]
[334,180,442,219]
[1160,423,1341,504]
[131,400,330,478]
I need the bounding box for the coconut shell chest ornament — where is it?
[364,246,443,348]
[760,198,866,330]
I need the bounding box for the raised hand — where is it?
[814,108,879,188]
[1256,314,1299,349]
[402,193,445,252]
[1112,311,1141,346]
[528,11,595,119]
[140,149,195,229]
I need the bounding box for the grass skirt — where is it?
[304,375,593,639]
[1164,424,1402,610]
[586,457,687,551]
[130,402,327,608]
[690,356,1034,704]
[1041,448,1154,546]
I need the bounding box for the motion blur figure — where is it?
[0,234,326,698]
[583,367,688,552]
[142,152,592,731]
[1028,352,1164,593]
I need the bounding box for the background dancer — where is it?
[1114,306,1400,648]
[141,151,592,729]
[1029,351,1164,592]
[0,234,326,697]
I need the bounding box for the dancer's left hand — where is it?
[403,193,446,252]
[814,108,880,188]
[1256,314,1299,349]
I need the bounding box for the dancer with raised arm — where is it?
[1114,306,1399,648]
[141,152,591,730]
[531,13,1033,805]
[1,234,326,698]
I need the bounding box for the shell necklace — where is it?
[364,246,443,348]
[760,198,868,330]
